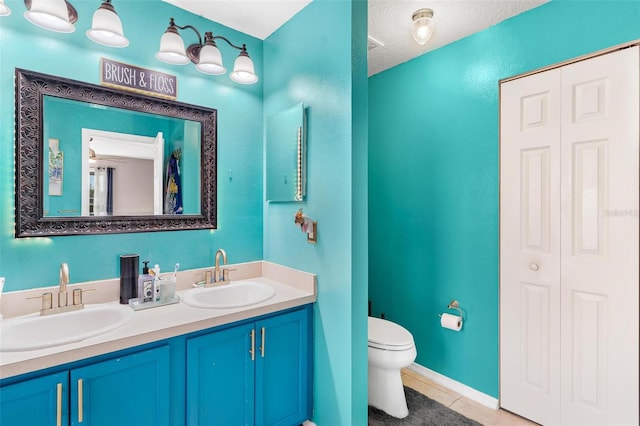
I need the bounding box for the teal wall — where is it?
[263,0,368,424]
[0,1,263,289]
[368,0,640,398]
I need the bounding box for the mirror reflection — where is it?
[15,68,217,237]
[43,96,201,217]
[266,103,306,202]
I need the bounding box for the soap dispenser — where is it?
[137,261,154,304]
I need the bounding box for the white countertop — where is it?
[0,261,316,380]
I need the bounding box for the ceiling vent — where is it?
[367,36,384,51]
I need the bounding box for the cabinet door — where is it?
[187,323,255,426]
[255,308,311,426]
[70,345,170,426]
[0,371,69,426]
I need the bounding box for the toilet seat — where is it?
[368,316,415,351]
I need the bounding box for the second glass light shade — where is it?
[156,30,190,65]
[230,53,258,85]
[86,1,129,47]
[196,44,226,75]
[24,0,75,33]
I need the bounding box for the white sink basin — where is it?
[0,303,134,352]
[182,280,276,309]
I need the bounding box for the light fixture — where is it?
[23,0,78,33]
[156,18,258,85]
[0,0,11,16]
[411,8,434,45]
[86,0,129,48]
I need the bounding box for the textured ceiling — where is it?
[162,0,312,40]
[368,0,549,76]
[165,0,550,76]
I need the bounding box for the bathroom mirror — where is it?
[266,103,306,202]
[15,68,217,237]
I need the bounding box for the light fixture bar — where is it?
[156,18,258,84]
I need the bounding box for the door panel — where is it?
[0,372,68,426]
[500,67,562,426]
[70,345,170,426]
[256,308,311,426]
[186,324,255,426]
[560,46,639,426]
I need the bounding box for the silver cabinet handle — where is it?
[530,263,540,271]
[56,383,63,426]
[249,329,255,361]
[259,327,266,358]
[78,378,84,423]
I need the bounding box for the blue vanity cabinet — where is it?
[186,322,256,425]
[69,345,170,426]
[255,307,311,426]
[0,345,170,426]
[0,371,69,426]
[186,306,312,426]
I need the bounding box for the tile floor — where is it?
[401,368,539,426]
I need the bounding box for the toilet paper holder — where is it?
[438,299,463,322]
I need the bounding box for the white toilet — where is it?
[368,316,417,419]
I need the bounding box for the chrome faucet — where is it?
[214,249,228,283]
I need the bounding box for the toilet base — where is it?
[368,364,409,419]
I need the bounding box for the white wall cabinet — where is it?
[500,45,639,425]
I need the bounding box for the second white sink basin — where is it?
[0,303,134,352]
[182,280,276,309]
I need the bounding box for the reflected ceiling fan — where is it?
[89,138,127,164]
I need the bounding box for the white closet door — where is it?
[500,68,562,426]
[500,45,639,426]
[559,46,639,426]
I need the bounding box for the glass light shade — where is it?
[86,4,129,47]
[156,31,190,65]
[24,0,75,33]
[196,44,226,75]
[230,54,258,85]
[411,9,434,45]
[0,0,11,17]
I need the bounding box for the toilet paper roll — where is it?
[440,313,462,331]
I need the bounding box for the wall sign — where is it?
[100,58,177,100]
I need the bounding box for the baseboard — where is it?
[406,363,499,410]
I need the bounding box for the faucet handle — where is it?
[28,292,53,311]
[72,288,95,306]
[222,268,237,281]
[221,268,236,283]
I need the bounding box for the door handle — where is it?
[529,263,540,271]
[249,329,255,361]
[56,383,63,426]
[259,327,266,358]
[78,378,84,423]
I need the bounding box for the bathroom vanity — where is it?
[0,262,315,426]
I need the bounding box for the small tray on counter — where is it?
[128,295,180,311]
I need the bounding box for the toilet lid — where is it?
[368,316,414,351]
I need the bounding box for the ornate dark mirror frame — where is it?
[15,68,217,237]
